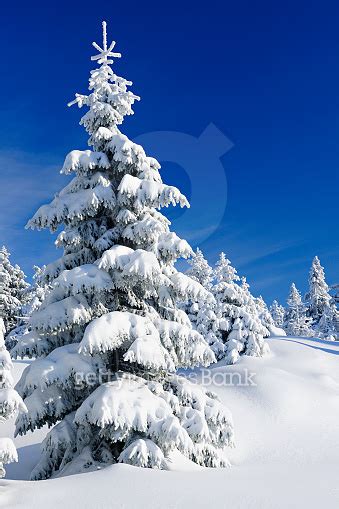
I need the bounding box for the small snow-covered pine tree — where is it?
[197,254,269,364]
[305,256,332,322]
[184,248,214,326]
[329,284,339,339]
[187,248,213,289]
[317,308,338,340]
[305,257,337,339]
[14,23,234,479]
[0,318,27,477]
[269,300,285,328]
[255,295,274,329]
[283,283,312,337]
[7,265,50,351]
[255,296,286,337]
[331,284,339,307]
[0,247,29,340]
[0,247,20,331]
[214,252,239,285]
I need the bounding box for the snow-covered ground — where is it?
[2,336,339,509]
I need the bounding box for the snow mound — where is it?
[3,339,339,509]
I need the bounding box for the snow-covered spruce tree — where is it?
[7,265,50,351]
[255,295,286,337]
[183,248,214,326]
[22,266,49,318]
[329,284,339,339]
[255,295,274,329]
[283,283,312,337]
[269,300,285,328]
[13,23,234,479]
[196,253,269,364]
[187,248,213,290]
[317,308,338,340]
[304,256,337,339]
[331,284,339,308]
[182,248,220,356]
[0,318,27,477]
[305,256,332,322]
[0,247,20,332]
[0,247,29,339]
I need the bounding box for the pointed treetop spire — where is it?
[102,20,107,51]
[91,21,121,65]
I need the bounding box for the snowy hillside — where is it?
[2,335,339,509]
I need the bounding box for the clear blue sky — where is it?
[0,0,338,304]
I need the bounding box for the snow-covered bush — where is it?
[0,318,27,477]
[14,22,234,479]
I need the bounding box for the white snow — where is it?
[97,245,162,283]
[54,264,113,295]
[96,244,134,271]
[30,295,93,332]
[16,344,101,398]
[78,311,156,355]
[74,375,176,433]
[118,174,189,209]
[28,184,116,230]
[3,336,339,508]
[0,388,27,419]
[0,437,17,477]
[124,334,175,371]
[61,149,110,175]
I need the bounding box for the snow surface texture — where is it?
[3,336,339,508]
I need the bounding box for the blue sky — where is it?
[0,0,338,304]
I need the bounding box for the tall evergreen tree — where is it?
[14,23,234,479]
[0,318,27,477]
